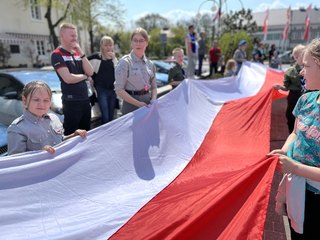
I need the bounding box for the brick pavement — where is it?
[263,98,290,240]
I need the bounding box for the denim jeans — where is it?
[95,86,116,124]
[198,54,205,76]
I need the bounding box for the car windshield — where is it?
[153,60,172,71]
[9,70,61,92]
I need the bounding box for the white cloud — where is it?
[254,1,312,12]
[163,9,196,23]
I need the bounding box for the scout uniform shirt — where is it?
[7,110,63,155]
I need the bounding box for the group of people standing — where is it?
[184,25,223,79]
[7,24,157,155]
[5,20,320,240]
[268,39,320,239]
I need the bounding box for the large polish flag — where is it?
[0,62,285,240]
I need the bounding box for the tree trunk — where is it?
[44,0,71,49]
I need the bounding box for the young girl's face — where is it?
[301,51,320,90]
[23,87,52,118]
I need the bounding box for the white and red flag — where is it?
[282,6,291,40]
[304,4,312,41]
[213,7,222,22]
[263,9,269,41]
[0,63,285,240]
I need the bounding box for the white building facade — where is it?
[252,7,320,51]
[0,0,90,67]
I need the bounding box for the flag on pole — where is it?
[213,7,222,22]
[263,9,269,41]
[304,4,312,41]
[0,63,285,240]
[282,6,291,40]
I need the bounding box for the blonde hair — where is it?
[225,59,236,71]
[131,27,149,42]
[305,39,320,65]
[100,36,114,59]
[59,23,77,33]
[22,81,52,109]
[172,47,184,56]
[292,44,306,56]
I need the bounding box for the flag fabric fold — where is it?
[282,6,291,40]
[263,9,269,41]
[304,4,312,41]
[0,63,285,240]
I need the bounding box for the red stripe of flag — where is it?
[304,4,312,41]
[282,6,291,40]
[110,69,285,239]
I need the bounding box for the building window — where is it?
[36,40,45,55]
[10,45,20,53]
[30,0,41,20]
[291,31,302,41]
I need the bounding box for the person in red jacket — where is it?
[208,41,221,78]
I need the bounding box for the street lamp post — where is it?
[197,0,244,40]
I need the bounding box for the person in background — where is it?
[185,25,197,79]
[268,38,320,240]
[51,23,94,135]
[114,27,157,115]
[269,50,282,70]
[7,81,87,155]
[197,32,206,77]
[168,47,186,88]
[217,54,225,75]
[252,49,262,63]
[208,40,221,78]
[268,44,277,65]
[224,59,237,77]
[233,39,247,75]
[88,36,118,124]
[257,42,266,64]
[273,44,306,133]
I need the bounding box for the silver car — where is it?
[0,69,102,125]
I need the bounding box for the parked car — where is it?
[152,60,172,87]
[153,60,173,74]
[0,68,103,156]
[0,123,7,156]
[0,69,101,126]
[279,50,294,65]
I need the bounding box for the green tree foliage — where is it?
[21,0,124,52]
[219,31,253,62]
[148,28,162,58]
[166,26,186,54]
[220,9,258,36]
[71,0,125,53]
[116,31,132,57]
[196,13,214,41]
[135,14,170,33]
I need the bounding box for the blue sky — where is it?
[119,0,317,27]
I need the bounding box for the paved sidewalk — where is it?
[263,98,291,240]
